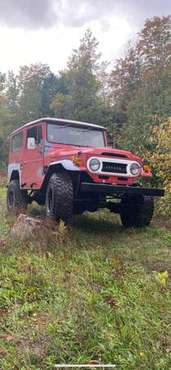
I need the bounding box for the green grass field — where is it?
[0,187,171,370]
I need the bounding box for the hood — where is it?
[46,144,142,164]
[83,147,142,162]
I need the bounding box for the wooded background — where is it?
[0,16,170,213]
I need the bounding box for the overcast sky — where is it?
[0,0,170,73]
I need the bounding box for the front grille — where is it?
[102,161,127,174]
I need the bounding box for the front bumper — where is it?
[80,182,164,197]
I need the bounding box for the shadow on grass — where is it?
[28,203,123,235]
[27,203,158,239]
[27,203,46,218]
[73,212,123,235]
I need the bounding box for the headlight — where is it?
[130,162,141,176]
[89,158,101,172]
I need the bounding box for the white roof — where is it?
[11,117,106,135]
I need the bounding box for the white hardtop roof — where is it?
[10,117,106,136]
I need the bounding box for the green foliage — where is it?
[150,119,171,216]
[17,63,53,121]
[123,67,171,154]
[0,64,68,168]
[51,29,102,121]
[110,16,171,152]
[110,16,171,218]
[0,104,17,169]
[50,29,115,128]
[6,71,19,112]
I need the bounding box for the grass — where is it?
[0,186,171,369]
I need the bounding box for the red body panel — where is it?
[21,126,44,189]
[9,123,46,189]
[43,144,143,186]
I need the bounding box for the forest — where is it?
[0,15,170,214]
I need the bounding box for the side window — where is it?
[11,132,23,152]
[27,126,42,146]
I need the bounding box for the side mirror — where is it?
[27,137,36,150]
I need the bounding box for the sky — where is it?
[0,0,170,74]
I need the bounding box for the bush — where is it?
[151,118,171,216]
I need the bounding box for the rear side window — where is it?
[11,132,23,152]
[27,126,42,145]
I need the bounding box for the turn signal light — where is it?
[143,165,151,173]
[72,156,82,166]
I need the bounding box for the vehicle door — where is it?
[8,131,24,185]
[21,125,44,189]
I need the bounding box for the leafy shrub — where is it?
[151,118,171,216]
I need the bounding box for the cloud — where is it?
[61,0,171,27]
[0,0,61,29]
[0,0,170,29]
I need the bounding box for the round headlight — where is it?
[130,162,141,176]
[89,158,101,172]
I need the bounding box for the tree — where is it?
[51,30,103,122]
[110,16,171,112]
[110,46,141,113]
[110,16,171,152]
[17,63,56,121]
[6,71,19,112]
[138,16,171,77]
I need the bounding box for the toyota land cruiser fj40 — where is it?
[7,117,164,227]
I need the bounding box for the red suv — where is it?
[7,117,164,226]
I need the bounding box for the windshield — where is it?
[47,123,105,147]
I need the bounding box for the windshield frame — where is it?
[46,122,106,148]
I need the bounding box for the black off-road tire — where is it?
[7,180,28,214]
[120,195,154,228]
[45,172,73,224]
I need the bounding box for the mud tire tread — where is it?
[7,180,28,213]
[120,195,154,228]
[46,172,73,223]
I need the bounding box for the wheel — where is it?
[45,172,73,223]
[7,180,28,213]
[120,195,154,228]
